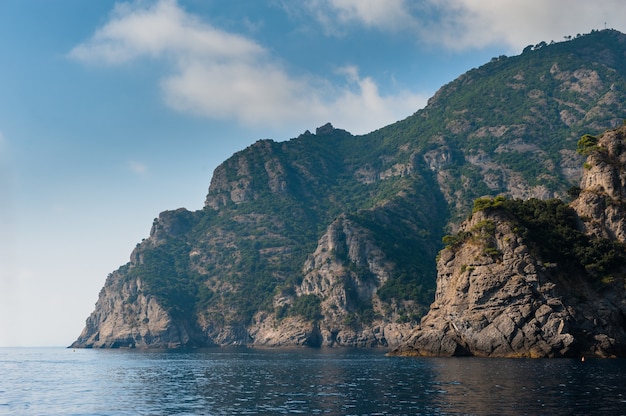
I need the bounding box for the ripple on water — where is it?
[2,349,626,415]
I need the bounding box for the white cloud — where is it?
[69,0,264,65]
[70,0,426,134]
[293,0,415,35]
[301,0,626,52]
[426,0,626,52]
[325,66,427,132]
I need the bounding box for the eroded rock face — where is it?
[70,270,207,348]
[248,215,416,348]
[390,212,573,356]
[571,127,626,242]
[391,210,577,357]
[392,125,626,358]
[392,209,626,357]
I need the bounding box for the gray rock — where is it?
[392,125,626,358]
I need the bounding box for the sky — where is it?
[1,0,624,347]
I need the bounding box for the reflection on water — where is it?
[429,357,626,415]
[97,349,443,415]
[2,347,626,415]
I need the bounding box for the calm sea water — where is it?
[1,347,625,416]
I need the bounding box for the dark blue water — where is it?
[1,347,625,415]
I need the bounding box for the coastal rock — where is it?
[248,214,417,348]
[70,270,207,348]
[249,314,322,347]
[392,207,626,357]
[392,210,577,357]
[393,125,626,358]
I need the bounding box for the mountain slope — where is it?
[72,30,626,348]
[372,29,626,223]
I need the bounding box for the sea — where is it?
[1,347,625,416]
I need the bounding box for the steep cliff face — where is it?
[392,126,626,358]
[249,214,416,348]
[71,269,207,348]
[571,127,626,241]
[392,208,626,358]
[72,124,442,348]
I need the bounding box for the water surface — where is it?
[1,347,625,415]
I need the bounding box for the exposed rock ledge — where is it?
[390,208,626,358]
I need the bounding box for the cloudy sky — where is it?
[1,0,624,347]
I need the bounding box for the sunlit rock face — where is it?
[571,127,626,242]
[393,126,626,358]
[70,273,208,349]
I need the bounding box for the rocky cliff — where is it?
[72,206,422,348]
[571,128,626,241]
[248,214,417,348]
[72,30,626,350]
[391,125,626,358]
[72,268,208,348]
[72,125,443,348]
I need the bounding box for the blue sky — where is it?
[1,0,625,347]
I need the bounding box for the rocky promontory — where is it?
[392,125,626,358]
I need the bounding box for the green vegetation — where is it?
[577,134,599,155]
[289,294,322,321]
[367,30,626,221]
[127,242,203,320]
[475,198,626,280]
[473,195,507,213]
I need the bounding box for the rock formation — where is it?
[72,207,421,348]
[72,269,209,348]
[571,128,626,241]
[72,31,626,351]
[392,125,626,358]
[248,214,417,348]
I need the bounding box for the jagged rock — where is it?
[392,125,626,358]
[392,206,626,357]
[70,270,208,348]
[249,313,322,347]
[391,210,578,357]
[571,127,626,241]
[247,214,417,348]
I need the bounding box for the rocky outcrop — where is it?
[571,127,626,241]
[247,214,416,348]
[204,140,279,209]
[391,210,575,357]
[70,269,208,348]
[391,207,626,357]
[392,125,626,358]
